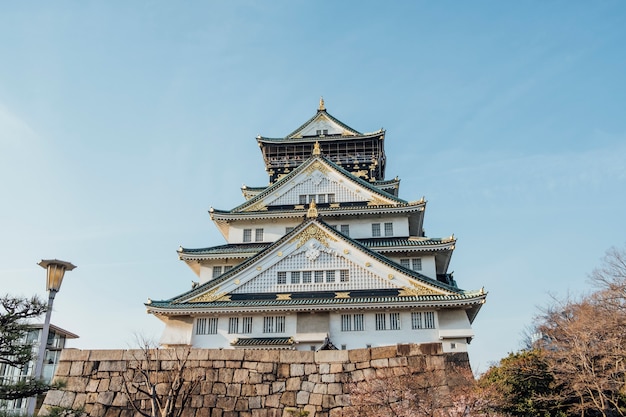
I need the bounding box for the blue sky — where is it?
[1,2,625,372]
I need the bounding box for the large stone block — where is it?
[96,391,115,405]
[188,348,210,361]
[280,350,314,364]
[272,381,286,394]
[265,393,282,408]
[370,345,397,360]
[235,398,249,411]
[419,343,443,355]
[99,360,127,372]
[286,377,302,391]
[315,350,348,364]
[244,349,280,363]
[208,349,245,361]
[296,390,311,405]
[277,363,290,378]
[348,347,370,363]
[309,392,323,406]
[249,395,263,409]
[255,361,274,374]
[218,367,235,383]
[290,363,305,376]
[216,396,237,411]
[65,376,89,391]
[226,383,242,397]
[90,350,124,361]
[55,361,71,377]
[370,358,389,368]
[59,349,90,361]
[280,391,296,406]
[233,368,250,383]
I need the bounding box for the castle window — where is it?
[401,258,422,271]
[302,271,312,283]
[375,313,387,330]
[340,224,350,236]
[384,222,394,236]
[242,316,253,334]
[340,270,350,282]
[318,194,326,203]
[327,194,336,203]
[277,271,287,284]
[212,266,222,278]
[314,271,324,283]
[196,318,207,335]
[228,317,239,334]
[243,229,252,242]
[424,311,435,329]
[326,270,336,283]
[341,313,364,331]
[390,312,401,330]
[196,317,218,335]
[411,312,422,329]
[412,311,436,329]
[372,223,381,237]
[290,271,301,284]
[255,228,264,242]
[299,195,307,205]
[263,316,285,333]
[224,265,233,272]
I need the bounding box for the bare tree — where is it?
[122,339,203,417]
[533,245,626,417]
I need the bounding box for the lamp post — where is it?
[26,259,76,416]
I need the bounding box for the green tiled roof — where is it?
[148,291,486,310]
[263,109,364,140]
[231,337,294,347]
[179,237,452,257]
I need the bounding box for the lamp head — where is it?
[38,259,76,292]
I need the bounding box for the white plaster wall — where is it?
[159,317,193,346]
[177,309,470,352]
[387,254,437,279]
[227,215,411,244]
[326,311,447,351]
[190,313,298,348]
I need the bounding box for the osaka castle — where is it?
[146,99,487,352]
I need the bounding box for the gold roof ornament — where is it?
[307,200,318,218]
[313,141,321,155]
[318,96,325,111]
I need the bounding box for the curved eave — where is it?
[359,237,456,252]
[178,244,269,261]
[257,130,384,144]
[258,109,366,140]
[146,292,487,316]
[231,155,405,214]
[210,202,426,222]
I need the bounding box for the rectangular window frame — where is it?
[372,223,381,237]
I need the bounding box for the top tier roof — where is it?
[257,98,382,142]
[257,99,387,184]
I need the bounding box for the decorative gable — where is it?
[180,220,453,305]
[238,158,400,212]
[290,113,358,138]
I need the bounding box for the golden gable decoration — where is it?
[290,224,337,249]
[189,287,227,303]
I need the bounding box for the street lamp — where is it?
[26,259,76,416]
